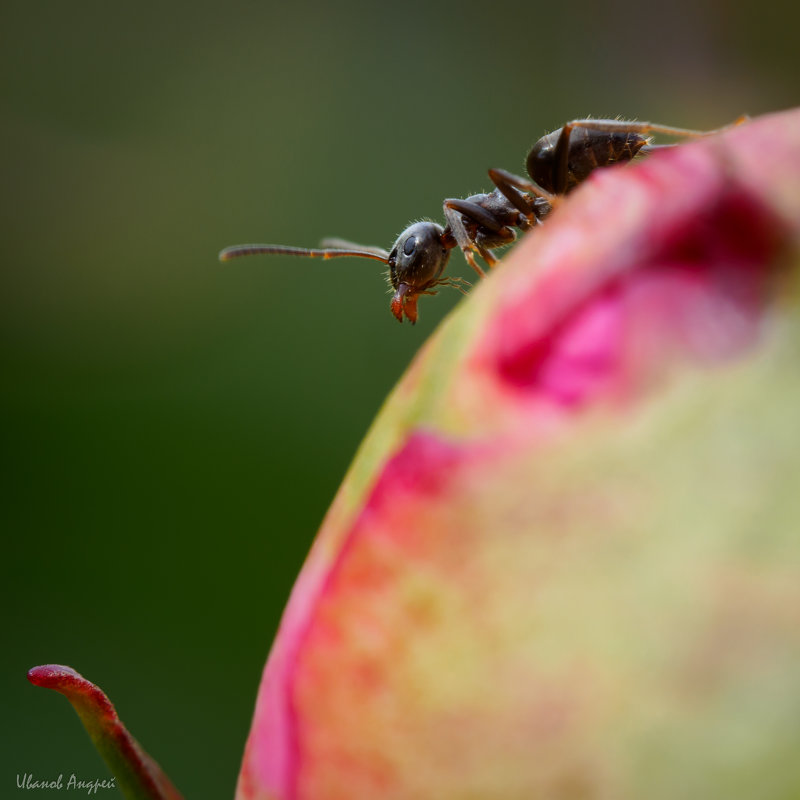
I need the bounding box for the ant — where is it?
[220,118,744,324]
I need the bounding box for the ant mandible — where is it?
[220,118,743,324]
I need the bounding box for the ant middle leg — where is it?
[488,168,555,223]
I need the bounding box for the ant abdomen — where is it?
[526,126,649,195]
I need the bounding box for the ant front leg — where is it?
[442,201,485,276]
[435,275,471,295]
[443,198,515,276]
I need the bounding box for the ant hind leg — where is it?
[561,116,748,141]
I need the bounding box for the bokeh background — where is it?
[2,0,798,797]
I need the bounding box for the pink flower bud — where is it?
[238,110,800,800]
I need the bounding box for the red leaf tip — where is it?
[28,664,81,687]
[27,664,117,720]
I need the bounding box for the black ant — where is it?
[220,118,744,324]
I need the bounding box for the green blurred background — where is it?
[1,0,797,796]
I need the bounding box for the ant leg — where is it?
[434,276,471,296]
[560,116,748,140]
[477,246,499,268]
[443,198,515,276]
[442,203,485,277]
[638,143,678,156]
[552,123,579,195]
[445,198,511,235]
[488,167,555,220]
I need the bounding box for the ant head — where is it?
[388,222,450,323]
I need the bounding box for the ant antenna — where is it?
[219,244,389,264]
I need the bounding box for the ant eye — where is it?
[403,235,417,256]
